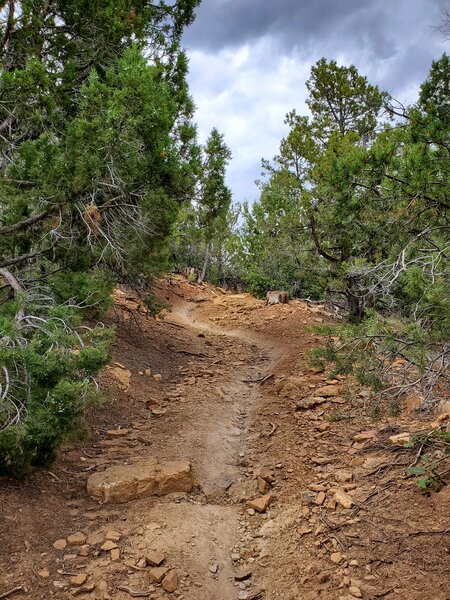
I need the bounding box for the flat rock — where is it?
[87,458,192,503]
[146,551,165,567]
[67,532,86,546]
[296,396,327,410]
[314,385,340,397]
[246,494,272,513]
[149,566,168,583]
[334,489,354,509]
[388,433,411,445]
[110,366,131,391]
[202,475,235,501]
[70,574,88,586]
[53,539,67,550]
[353,430,377,442]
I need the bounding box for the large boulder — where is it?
[87,458,192,503]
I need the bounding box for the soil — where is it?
[0,276,449,600]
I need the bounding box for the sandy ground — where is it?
[0,276,449,600]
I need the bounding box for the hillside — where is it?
[0,276,448,600]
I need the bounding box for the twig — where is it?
[116,586,153,597]
[243,373,273,384]
[409,528,450,537]
[0,586,27,599]
[266,422,277,437]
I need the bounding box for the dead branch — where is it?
[116,586,153,597]
[0,586,27,599]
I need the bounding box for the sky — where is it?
[182,0,449,204]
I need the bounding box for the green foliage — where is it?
[0,0,201,477]
[144,294,171,318]
[406,431,450,491]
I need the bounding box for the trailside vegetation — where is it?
[236,55,449,411]
[0,0,201,477]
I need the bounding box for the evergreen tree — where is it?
[0,0,200,476]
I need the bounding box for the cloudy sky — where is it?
[182,0,449,204]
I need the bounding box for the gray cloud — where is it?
[183,0,449,203]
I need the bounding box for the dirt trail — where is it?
[0,277,449,600]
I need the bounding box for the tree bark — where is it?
[198,242,210,284]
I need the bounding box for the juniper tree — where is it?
[0,0,200,476]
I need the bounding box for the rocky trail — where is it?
[0,277,449,600]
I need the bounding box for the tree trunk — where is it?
[345,275,364,323]
[198,243,210,284]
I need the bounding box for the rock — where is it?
[105,530,121,542]
[110,548,120,561]
[162,570,178,593]
[67,532,87,546]
[151,407,167,416]
[234,567,252,581]
[149,567,169,583]
[228,479,258,502]
[246,494,272,513]
[335,471,353,483]
[349,587,362,598]
[101,541,118,551]
[70,574,88,586]
[144,368,152,376]
[314,491,326,505]
[53,539,67,551]
[110,366,132,391]
[353,430,377,442]
[298,526,313,537]
[265,290,288,305]
[257,477,271,495]
[153,373,163,381]
[314,385,340,397]
[334,489,354,509]
[209,562,219,573]
[146,551,165,567]
[296,397,327,410]
[202,475,234,501]
[79,545,90,557]
[38,569,50,578]
[107,429,129,437]
[86,458,192,503]
[331,552,343,564]
[388,433,411,445]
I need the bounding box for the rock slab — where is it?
[87,458,193,503]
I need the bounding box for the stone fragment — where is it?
[234,567,252,581]
[107,429,129,437]
[202,475,234,501]
[296,397,327,410]
[352,430,377,442]
[110,548,120,561]
[79,545,90,557]
[53,539,67,550]
[145,551,165,567]
[110,366,132,391]
[335,471,353,483]
[38,569,50,578]
[349,587,362,598]
[153,373,163,381]
[67,532,87,546]
[209,563,219,573]
[314,491,326,505]
[257,477,271,495]
[86,458,192,503]
[315,385,340,397]
[334,489,354,509]
[246,494,272,513]
[101,541,118,551]
[70,574,88,586]
[331,552,343,564]
[106,530,121,542]
[149,567,168,583]
[162,570,178,593]
[388,433,411,445]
